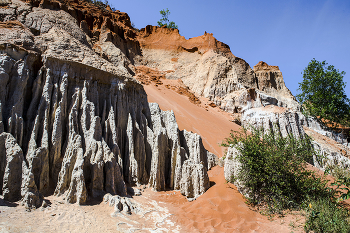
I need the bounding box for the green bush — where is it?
[330,165,350,180]
[305,198,350,233]
[221,127,332,214]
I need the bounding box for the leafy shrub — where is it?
[221,127,332,214]
[324,161,350,201]
[304,198,350,233]
[326,163,350,180]
[331,176,350,201]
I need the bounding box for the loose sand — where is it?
[144,78,239,157]
[0,167,301,233]
[149,166,300,232]
[0,190,181,233]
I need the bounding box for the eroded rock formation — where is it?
[0,0,216,208]
[253,61,295,102]
[1,0,348,210]
[136,26,299,113]
[0,51,213,206]
[224,146,251,199]
[241,105,350,171]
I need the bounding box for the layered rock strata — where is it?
[137,26,350,171]
[1,0,141,72]
[241,106,348,145]
[241,106,350,172]
[253,61,296,104]
[241,106,307,139]
[1,0,348,208]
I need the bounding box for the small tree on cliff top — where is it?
[297,59,350,128]
[157,8,178,29]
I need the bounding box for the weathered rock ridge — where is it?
[0,0,141,73]
[135,22,350,173]
[137,25,233,56]
[136,26,298,114]
[0,0,298,116]
[0,0,215,208]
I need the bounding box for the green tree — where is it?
[297,59,350,128]
[157,8,178,29]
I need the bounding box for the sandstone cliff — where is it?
[253,61,295,101]
[135,24,349,174]
[0,0,216,208]
[136,26,299,114]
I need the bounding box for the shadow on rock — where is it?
[0,197,18,207]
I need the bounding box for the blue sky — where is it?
[110,0,350,99]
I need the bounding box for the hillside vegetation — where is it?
[222,127,350,232]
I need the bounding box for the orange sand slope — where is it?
[144,80,299,232]
[144,79,240,157]
[152,166,295,232]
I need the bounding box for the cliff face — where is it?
[137,25,232,55]
[253,61,296,102]
[136,26,299,114]
[0,0,215,208]
[135,24,350,174]
[137,26,257,110]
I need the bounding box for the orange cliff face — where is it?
[22,0,141,61]
[137,25,234,57]
[24,0,136,38]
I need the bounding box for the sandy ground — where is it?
[0,167,302,233]
[0,192,181,233]
[150,166,303,233]
[142,80,303,232]
[0,196,120,233]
